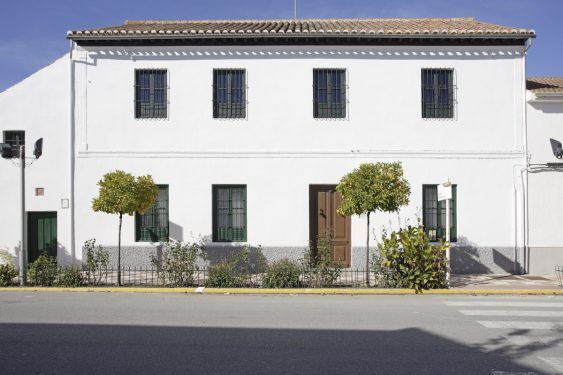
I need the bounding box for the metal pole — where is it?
[445,198,451,283]
[19,145,27,285]
[294,0,297,19]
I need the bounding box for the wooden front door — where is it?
[309,185,351,267]
[28,212,57,263]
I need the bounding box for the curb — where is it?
[0,287,562,295]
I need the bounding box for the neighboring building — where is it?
[0,18,539,273]
[526,77,563,273]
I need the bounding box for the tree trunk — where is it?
[117,213,122,287]
[366,212,370,286]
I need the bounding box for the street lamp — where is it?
[1,138,43,285]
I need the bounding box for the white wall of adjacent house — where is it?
[526,91,563,273]
[0,55,71,265]
[70,44,527,273]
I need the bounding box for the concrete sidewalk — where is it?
[450,273,562,290]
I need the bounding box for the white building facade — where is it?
[0,18,542,274]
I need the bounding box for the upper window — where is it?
[422,184,457,242]
[135,185,169,242]
[213,69,246,119]
[135,69,167,119]
[213,185,247,242]
[421,69,454,119]
[313,69,346,118]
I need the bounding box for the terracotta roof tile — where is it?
[527,77,563,93]
[68,17,535,40]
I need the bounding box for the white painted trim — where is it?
[77,149,524,159]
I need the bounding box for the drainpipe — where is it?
[521,38,532,274]
[69,40,76,265]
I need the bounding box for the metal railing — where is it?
[20,265,376,288]
[556,265,563,287]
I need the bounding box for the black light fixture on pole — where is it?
[1,137,43,286]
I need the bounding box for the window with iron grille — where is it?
[213,185,247,242]
[421,69,454,119]
[135,185,169,242]
[135,69,167,119]
[313,69,346,118]
[422,184,457,242]
[213,69,246,118]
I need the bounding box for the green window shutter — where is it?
[135,185,169,242]
[213,185,247,242]
[422,184,457,242]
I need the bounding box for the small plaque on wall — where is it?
[61,199,69,209]
[35,187,44,196]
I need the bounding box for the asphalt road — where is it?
[0,292,562,374]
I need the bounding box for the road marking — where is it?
[478,321,563,329]
[538,357,563,372]
[505,335,563,346]
[491,372,538,375]
[445,301,563,308]
[460,310,563,317]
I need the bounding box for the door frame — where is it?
[309,185,351,267]
[27,211,58,264]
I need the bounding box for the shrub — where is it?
[150,240,206,287]
[0,250,17,286]
[84,239,109,286]
[302,235,342,287]
[28,253,58,286]
[373,224,447,291]
[205,247,264,288]
[262,258,301,288]
[0,264,17,286]
[58,267,84,287]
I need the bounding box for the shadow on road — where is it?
[0,323,544,374]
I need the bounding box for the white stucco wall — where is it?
[0,55,71,264]
[71,44,526,272]
[526,92,563,273]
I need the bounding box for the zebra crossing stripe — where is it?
[505,335,563,346]
[478,321,563,329]
[460,310,563,317]
[537,357,563,372]
[445,301,563,308]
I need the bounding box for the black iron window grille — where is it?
[313,68,346,118]
[135,69,168,119]
[421,68,454,119]
[422,184,457,242]
[136,185,169,242]
[213,69,246,118]
[213,185,247,242]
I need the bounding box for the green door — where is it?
[28,212,57,263]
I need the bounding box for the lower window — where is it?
[422,184,457,242]
[135,185,169,242]
[213,185,247,242]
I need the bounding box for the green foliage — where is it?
[373,224,448,291]
[262,258,302,288]
[205,247,264,288]
[58,267,84,287]
[150,240,206,287]
[303,236,342,287]
[336,162,411,217]
[84,239,110,286]
[28,253,58,286]
[92,170,159,216]
[0,249,16,286]
[0,264,17,286]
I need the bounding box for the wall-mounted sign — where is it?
[61,199,69,209]
[438,183,452,202]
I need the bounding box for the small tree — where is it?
[336,162,410,285]
[92,170,159,286]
